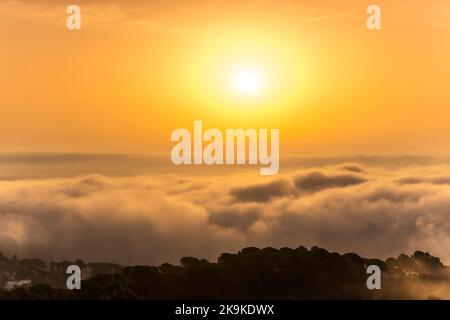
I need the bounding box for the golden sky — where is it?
[1,0,450,154]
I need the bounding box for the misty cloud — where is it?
[398,175,450,186]
[337,163,366,173]
[230,179,293,203]
[0,163,449,266]
[209,205,262,230]
[293,170,367,192]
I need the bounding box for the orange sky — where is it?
[1,0,450,154]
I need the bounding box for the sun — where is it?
[233,70,262,95]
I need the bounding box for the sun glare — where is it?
[233,70,262,95]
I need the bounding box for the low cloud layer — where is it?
[0,162,449,265]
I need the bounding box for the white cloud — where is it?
[0,162,449,265]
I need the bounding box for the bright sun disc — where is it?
[233,70,262,95]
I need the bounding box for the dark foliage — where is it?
[0,246,448,300]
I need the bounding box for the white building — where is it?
[4,280,31,291]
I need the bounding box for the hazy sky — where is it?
[1,0,449,154]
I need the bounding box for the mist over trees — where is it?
[0,246,448,300]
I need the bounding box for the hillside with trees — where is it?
[0,246,448,300]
